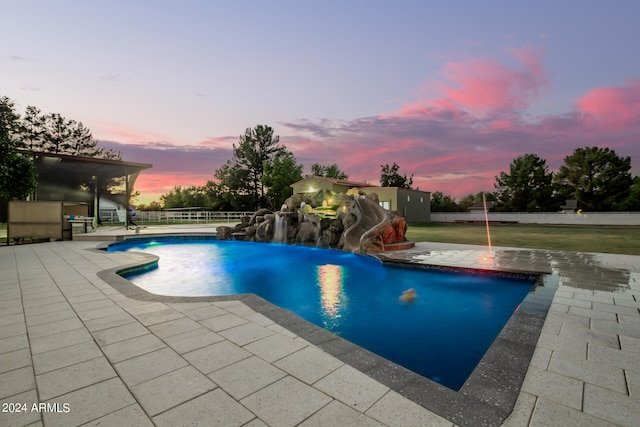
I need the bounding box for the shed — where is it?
[290,177,431,223]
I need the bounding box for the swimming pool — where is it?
[109,238,535,390]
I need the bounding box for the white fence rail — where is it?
[99,211,122,223]
[129,211,254,224]
[108,210,640,226]
[430,211,640,226]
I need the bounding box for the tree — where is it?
[67,121,101,157]
[494,153,560,212]
[310,163,349,180]
[136,200,163,211]
[96,147,123,160]
[380,163,413,189]
[42,113,73,153]
[457,194,476,212]
[207,163,253,211]
[455,192,497,211]
[232,125,285,209]
[160,185,211,209]
[553,146,633,211]
[1,97,20,143]
[41,113,104,157]
[3,95,121,160]
[618,176,640,211]
[19,106,46,151]
[160,186,186,209]
[0,97,37,200]
[263,151,303,210]
[430,191,460,212]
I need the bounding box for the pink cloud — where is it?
[577,79,640,129]
[399,45,547,118]
[485,119,513,130]
[302,74,637,198]
[198,135,238,148]
[99,140,232,203]
[397,98,470,122]
[94,121,178,145]
[106,46,639,205]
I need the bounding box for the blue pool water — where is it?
[109,238,534,390]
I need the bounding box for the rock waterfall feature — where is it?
[216,188,413,254]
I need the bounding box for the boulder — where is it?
[321,218,344,248]
[361,235,385,254]
[366,192,380,203]
[216,226,234,240]
[245,226,256,239]
[283,194,303,212]
[249,209,272,225]
[389,213,407,243]
[296,221,319,245]
[367,213,407,246]
[254,220,271,242]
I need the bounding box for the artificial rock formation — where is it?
[216,189,409,254]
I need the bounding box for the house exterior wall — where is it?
[362,187,397,211]
[362,187,431,223]
[291,177,431,223]
[393,188,430,223]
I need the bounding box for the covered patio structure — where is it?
[30,151,152,228]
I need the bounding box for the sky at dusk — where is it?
[3,1,640,204]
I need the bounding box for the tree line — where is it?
[1,95,122,200]
[160,132,638,213]
[152,124,415,211]
[1,96,121,159]
[432,150,639,212]
[147,128,639,213]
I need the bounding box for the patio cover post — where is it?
[93,175,98,228]
[125,168,131,229]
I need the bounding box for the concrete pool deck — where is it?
[1,224,639,426]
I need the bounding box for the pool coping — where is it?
[95,237,558,427]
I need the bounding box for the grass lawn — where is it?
[406,223,640,256]
[2,221,639,256]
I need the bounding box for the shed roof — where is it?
[290,176,374,188]
[29,151,152,186]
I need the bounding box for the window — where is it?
[407,196,410,201]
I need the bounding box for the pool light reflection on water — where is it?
[110,239,535,390]
[317,264,346,329]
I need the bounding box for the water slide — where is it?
[341,196,390,253]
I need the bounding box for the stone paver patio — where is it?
[1,225,639,426]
